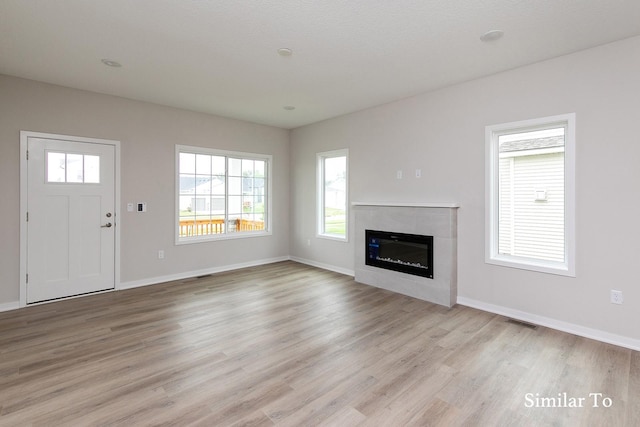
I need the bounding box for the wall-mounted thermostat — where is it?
[137,202,147,212]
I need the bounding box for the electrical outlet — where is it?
[415,169,421,178]
[396,170,403,179]
[610,289,623,305]
[158,250,165,260]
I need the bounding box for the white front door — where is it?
[25,134,117,303]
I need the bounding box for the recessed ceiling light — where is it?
[277,48,293,57]
[101,59,122,67]
[480,30,504,42]
[283,105,296,111]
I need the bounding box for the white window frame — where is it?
[317,149,349,241]
[175,145,272,244]
[485,113,576,276]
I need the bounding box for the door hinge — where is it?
[26,212,29,222]
[26,150,29,160]
[26,273,29,284]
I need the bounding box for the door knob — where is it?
[101,222,113,228]
[106,212,112,218]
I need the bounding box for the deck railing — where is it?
[179,218,264,237]
[236,218,265,231]
[179,218,225,236]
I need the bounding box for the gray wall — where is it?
[290,36,640,343]
[0,75,290,304]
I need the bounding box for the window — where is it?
[486,114,575,276]
[47,152,100,183]
[317,149,348,240]
[176,145,271,243]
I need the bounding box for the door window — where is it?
[47,151,100,183]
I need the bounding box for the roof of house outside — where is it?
[500,136,564,153]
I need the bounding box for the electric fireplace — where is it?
[365,229,434,279]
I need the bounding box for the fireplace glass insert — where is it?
[366,229,433,278]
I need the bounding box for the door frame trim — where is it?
[20,131,121,307]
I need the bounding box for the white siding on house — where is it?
[499,152,565,262]
[498,157,513,255]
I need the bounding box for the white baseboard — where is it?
[119,256,291,290]
[457,296,640,352]
[0,301,20,313]
[289,256,355,277]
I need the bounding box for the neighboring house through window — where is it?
[486,114,575,276]
[317,149,348,240]
[176,145,271,243]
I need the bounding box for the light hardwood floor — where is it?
[1,261,638,426]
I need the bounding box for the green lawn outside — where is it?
[324,208,346,236]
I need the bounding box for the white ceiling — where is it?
[2,1,640,129]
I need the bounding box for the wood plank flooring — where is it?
[1,261,638,426]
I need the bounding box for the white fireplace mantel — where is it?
[352,201,459,209]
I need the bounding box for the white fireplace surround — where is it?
[353,202,458,307]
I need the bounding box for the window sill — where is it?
[486,255,575,277]
[316,233,349,243]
